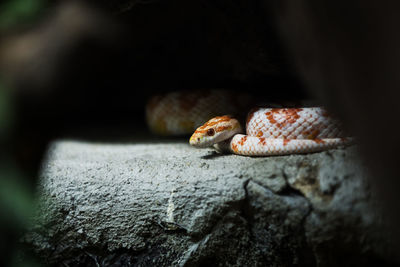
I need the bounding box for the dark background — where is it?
[3,0,400,266]
[5,0,307,177]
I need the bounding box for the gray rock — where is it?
[23,140,395,266]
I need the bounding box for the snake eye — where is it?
[207,128,215,136]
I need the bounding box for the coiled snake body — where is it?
[146,90,352,156]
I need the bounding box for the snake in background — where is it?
[146,90,352,156]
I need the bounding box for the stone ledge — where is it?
[23,140,394,266]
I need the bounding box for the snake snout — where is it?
[189,135,201,147]
[190,134,214,148]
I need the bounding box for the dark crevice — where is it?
[280,171,317,266]
[242,175,317,266]
[277,183,307,197]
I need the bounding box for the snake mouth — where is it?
[190,131,238,148]
[189,135,210,148]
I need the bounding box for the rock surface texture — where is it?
[24,140,396,266]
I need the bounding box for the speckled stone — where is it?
[23,140,395,266]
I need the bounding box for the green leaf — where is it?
[0,0,46,30]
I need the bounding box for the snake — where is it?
[146,90,352,156]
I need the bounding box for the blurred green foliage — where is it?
[0,82,39,266]
[0,80,30,226]
[0,165,34,228]
[0,0,46,31]
[0,1,48,265]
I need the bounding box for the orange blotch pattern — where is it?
[196,116,232,134]
[238,136,247,146]
[283,139,291,146]
[178,90,211,111]
[231,142,238,152]
[216,125,232,133]
[265,108,303,129]
[303,129,321,139]
[258,137,266,146]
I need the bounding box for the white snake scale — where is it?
[146,90,352,156]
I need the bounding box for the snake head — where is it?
[189,115,242,148]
